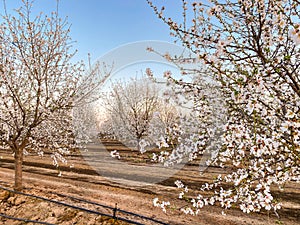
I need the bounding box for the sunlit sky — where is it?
[1,0,195,113]
[0,1,204,125]
[1,0,183,63]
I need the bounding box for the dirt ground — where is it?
[0,143,299,225]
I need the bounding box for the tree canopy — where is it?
[148,0,300,215]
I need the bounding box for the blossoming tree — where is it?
[0,1,109,190]
[148,0,300,215]
[103,77,163,152]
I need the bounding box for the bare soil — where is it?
[0,140,299,225]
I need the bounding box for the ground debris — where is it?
[0,190,11,202]
[0,189,130,225]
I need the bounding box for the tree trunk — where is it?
[14,147,23,191]
[137,138,141,152]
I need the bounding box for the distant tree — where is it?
[148,100,180,148]
[103,77,161,152]
[0,0,109,190]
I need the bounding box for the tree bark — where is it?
[137,138,141,152]
[14,147,23,191]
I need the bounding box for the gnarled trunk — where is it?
[14,147,23,191]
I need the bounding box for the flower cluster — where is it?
[110,150,121,159]
[153,198,171,213]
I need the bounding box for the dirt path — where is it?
[0,149,299,225]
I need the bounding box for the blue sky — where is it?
[1,0,183,63]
